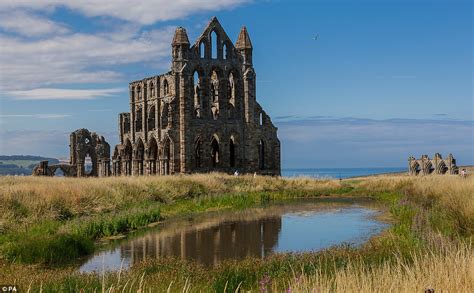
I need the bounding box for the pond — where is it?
[79,199,389,273]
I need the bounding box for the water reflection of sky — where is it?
[276,208,385,253]
[79,203,388,273]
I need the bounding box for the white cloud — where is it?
[0,1,251,91]
[5,88,124,100]
[0,0,250,25]
[0,26,174,90]
[0,10,69,36]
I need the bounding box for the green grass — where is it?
[0,190,331,265]
[0,221,94,264]
[0,174,472,291]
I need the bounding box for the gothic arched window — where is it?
[193,71,201,118]
[199,41,206,58]
[228,72,235,106]
[163,79,169,96]
[210,71,219,120]
[211,31,218,59]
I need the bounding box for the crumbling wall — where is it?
[33,128,110,177]
[408,153,458,176]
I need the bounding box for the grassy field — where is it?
[0,174,472,292]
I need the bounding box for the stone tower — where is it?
[112,17,280,176]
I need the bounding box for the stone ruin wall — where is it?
[408,153,458,176]
[33,128,110,177]
[111,17,280,177]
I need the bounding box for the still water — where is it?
[79,200,388,272]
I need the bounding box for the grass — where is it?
[283,242,473,293]
[0,174,342,264]
[0,173,472,291]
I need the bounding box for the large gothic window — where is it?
[163,79,169,95]
[223,42,229,60]
[148,137,158,174]
[148,106,156,130]
[211,137,219,168]
[228,73,235,106]
[149,82,154,98]
[123,115,130,133]
[193,71,201,118]
[211,31,218,59]
[135,139,144,175]
[137,85,142,100]
[135,107,143,132]
[199,41,205,58]
[210,71,219,120]
[161,102,168,129]
[124,139,132,175]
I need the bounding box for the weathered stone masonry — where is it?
[408,153,458,176]
[33,128,110,177]
[112,17,280,176]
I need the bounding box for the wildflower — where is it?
[259,273,271,292]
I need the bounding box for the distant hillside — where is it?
[0,155,59,175]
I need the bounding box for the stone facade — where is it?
[32,128,111,177]
[408,153,458,175]
[32,161,77,177]
[112,17,280,176]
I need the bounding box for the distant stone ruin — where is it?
[33,129,110,177]
[408,153,458,176]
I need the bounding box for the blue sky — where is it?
[0,0,472,168]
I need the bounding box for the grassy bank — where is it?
[0,174,342,264]
[0,174,472,291]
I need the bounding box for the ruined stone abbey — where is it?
[111,17,280,176]
[408,153,458,176]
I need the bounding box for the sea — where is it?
[281,167,406,179]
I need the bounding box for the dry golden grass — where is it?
[0,174,472,292]
[0,174,342,231]
[283,242,473,293]
[357,175,474,236]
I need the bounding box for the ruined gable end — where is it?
[111,17,280,176]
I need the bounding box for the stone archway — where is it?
[134,139,145,175]
[147,137,159,175]
[211,136,220,168]
[161,136,173,175]
[31,130,110,178]
[123,139,133,176]
[69,129,104,177]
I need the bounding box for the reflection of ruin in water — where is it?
[121,217,281,266]
[79,200,388,273]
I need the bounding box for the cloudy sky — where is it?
[0,0,472,168]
